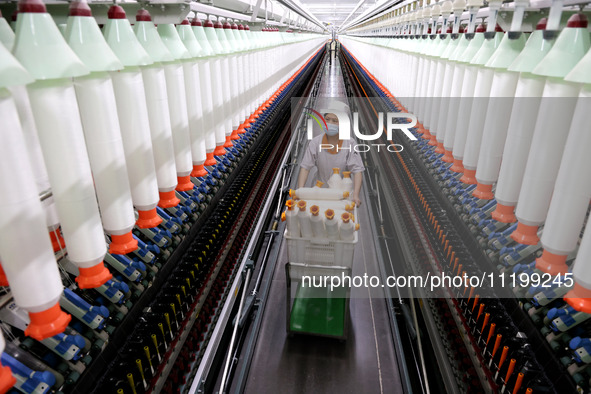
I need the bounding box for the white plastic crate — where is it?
[285,230,357,268]
[284,198,358,268]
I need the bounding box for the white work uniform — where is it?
[300,134,365,186]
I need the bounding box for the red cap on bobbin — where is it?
[460,169,477,184]
[25,303,71,341]
[18,0,46,13]
[76,263,112,289]
[191,18,202,27]
[176,176,194,192]
[159,190,180,208]
[536,18,548,30]
[536,250,568,275]
[213,145,226,156]
[421,128,431,139]
[473,183,494,200]
[0,360,16,393]
[435,142,445,154]
[565,283,591,314]
[511,222,540,245]
[49,229,65,252]
[567,13,588,28]
[69,0,92,17]
[192,164,207,178]
[136,9,151,22]
[107,5,126,19]
[0,263,8,287]
[428,134,437,146]
[442,150,454,163]
[491,203,516,223]
[204,152,217,166]
[136,208,163,228]
[224,135,234,148]
[109,231,138,255]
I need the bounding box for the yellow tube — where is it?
[144,346,154,371]
[127,373,137,394]
[151,334,161,359]
[135,359,145,383]
[158,322,168,345]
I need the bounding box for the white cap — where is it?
[319,99,351,116]
[441,0,453,14]
[431,3,442,17]
[452,0,466,12]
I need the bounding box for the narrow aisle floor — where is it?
[242,51,403,394]
[317,50,347,98]
[243,206,403,394]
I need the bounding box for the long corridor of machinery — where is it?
[224,53,404,394]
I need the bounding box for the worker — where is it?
[298,101,365,207]
[327,38,337,64]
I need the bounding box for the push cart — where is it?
[284,199,358,339]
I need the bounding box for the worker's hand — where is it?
[352,194,362,207]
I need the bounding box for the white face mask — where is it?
[325,124,339,136]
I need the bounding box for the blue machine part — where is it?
[95,279,129,305]
[156,207,183,231]
[549,306,591,332]
[40,332,84,361]
[112,254,146,274]
[133,235,159,262]
[489,223,519,250]
[62,289,109,329]
[1,353,55,394]
[104,254,142,282]
[570,337,591,364]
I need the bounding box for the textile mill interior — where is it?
[0,0,591,392]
